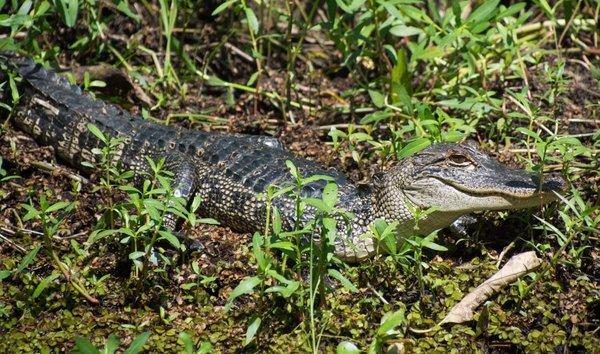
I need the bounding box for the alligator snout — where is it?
[503,171,567,198]
[532,173,568,192]
[541,173,568,192]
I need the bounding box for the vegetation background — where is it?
[0,0,598,352]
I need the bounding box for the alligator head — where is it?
[374,142,566,235]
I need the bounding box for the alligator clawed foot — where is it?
[177,231,217,257]
[184,237,205,253]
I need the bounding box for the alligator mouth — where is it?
[438,173,567,199]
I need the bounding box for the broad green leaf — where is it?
[515,127,541,141]
[391,82,413,111]
[32,272,60,298]
[21,203,40,221]
[212,0,237,15]
[412,46,444,61]
[441,131,465,142]
[303,174,335,184]
[198,342,212,354]
[56,0,79,28]
[178,332,194,354]
[247,71,260,86]
[328,269,358,293]
[244,316,261,346]
[265,281,299,297]
[158,230,181,249]
[45,201,72,213]
[368,90,385,108]
[272,207,282,235]
[381,2,404,21]
[181,283,196,290]
[335,0,366,13]
[87,124,107,143]
[269,241,295,251]
[205,75,226,86]
[349,132,372,141]
[285,160,299,178]
[322,183,339,208]
[533,0,554,16]
[360,111,393,124]
[377,309,405,336]
[116,0,140,22]
[389,25,422,37]
[244,7,258,34]
[198,217,220,225]
[421,240,448,251]
[225,276,261,311]
[397,138,431,159]
[400,5,429,22]
[497,2,526,19]
[122,331,150,354]
[104,334,121,354]
[0,270,11,281]
[336,341,360,354]
[17,245,40,272]
[17,0,32,15]
[129,251,145,260]
[467,0,500,23]
[74,336,100,354]
[305,197,330,213]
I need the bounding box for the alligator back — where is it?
[1,54,371,235]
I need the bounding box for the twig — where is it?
[224,42,255,63]
[514,19,597,36]
[1,226,43,236]
[0,232,26,253]
[31,161,89,184]
[558,0,584,46]
[366,282,389,305]
[496,241,515,268]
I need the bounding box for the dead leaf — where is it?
[441,251,542,324]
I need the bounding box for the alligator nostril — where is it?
[542,173,568,192]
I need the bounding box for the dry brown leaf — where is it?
[441,251,542,324]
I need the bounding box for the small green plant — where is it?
[225,161,357,351]
[405,232,448,296]
[337,308,406,354]
[82,124,132,230]
[0,156,18,183]
[73,331,150,354]
[89,157,199,281]
[21,194,98,303]
[178,332,212,354]
[0,1,51,50]
[180,260,217,301]
[81,71,106,92]
[83,123,133,190]
[157,0,181,90]
[84,125,218,289]
[52,0,79,28]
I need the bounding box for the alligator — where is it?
[0,54,566,262]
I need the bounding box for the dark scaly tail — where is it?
[0,52,83,96]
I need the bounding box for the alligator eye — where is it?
[448,154,471,166]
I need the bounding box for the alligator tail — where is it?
[0,51,83,96]
[0,53,139,168]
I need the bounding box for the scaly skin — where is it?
[1,54,566,262]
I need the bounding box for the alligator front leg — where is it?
[157,154,204,251]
